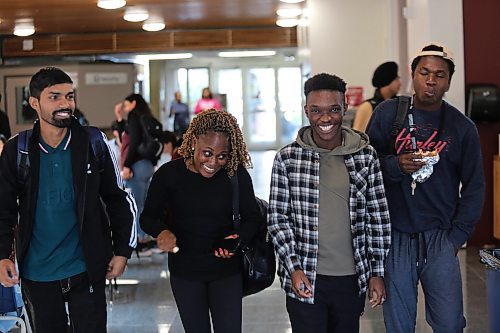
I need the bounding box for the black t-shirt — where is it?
[140,158,260,280]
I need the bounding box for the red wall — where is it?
[463,0,500,246]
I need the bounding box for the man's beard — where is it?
[50,109,73,128]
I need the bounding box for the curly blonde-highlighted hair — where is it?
[178,109,252,177]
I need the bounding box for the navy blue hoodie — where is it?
[366,98,485,248]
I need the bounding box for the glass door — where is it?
[216,69,244,127]
[246,68,276,149]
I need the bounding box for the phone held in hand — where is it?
[211,237,240,254]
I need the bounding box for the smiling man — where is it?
[0,67,136,333]
[268,73,391,333]
[366,44,485,333]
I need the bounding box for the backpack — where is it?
[16,126,107,186]
[137,114,163,164]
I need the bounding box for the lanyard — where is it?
[407,96,446,152]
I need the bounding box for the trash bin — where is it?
[480,249,500,333]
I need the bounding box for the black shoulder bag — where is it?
[231,175,276,297]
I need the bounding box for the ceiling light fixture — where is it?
[142,16,165,31]
[276,7,303,18]
[13,18,35,37]
[97,0,126,10]
[280,0,305,3]
[218,50,277,58]
[124,7,149,22]
[135,53,193,61]
[276,18,299,28]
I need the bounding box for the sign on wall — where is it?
[85,73,128,85]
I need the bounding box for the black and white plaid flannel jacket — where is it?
[268,141,391,304]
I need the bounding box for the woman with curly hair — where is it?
[140,109,260,333]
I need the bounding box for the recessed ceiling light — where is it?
[280,0,305,3]
[276,18,299,28]
[123,7,149,22]
[13,18,35,37]
[218,50,277,58]
[142,17,165,32]
[97,0,126,10]
[276,8,302,18]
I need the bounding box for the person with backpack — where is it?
[352,61,401,132]
[268,73,391,333]
[0,67,136,333]
[140,109,261,333]
[366,44,485,333]
[120,93,162,255]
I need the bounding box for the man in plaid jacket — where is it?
[268,73,391,333]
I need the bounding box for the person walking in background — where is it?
[169,91,190,137]
[0,67,136,333]
[140,109,260,333]
[156,130,181,168]
[352,61,401,132]
[194,87,221,115]
[268,73,391,333]
[120,93,160,256]
[366,44,485,333]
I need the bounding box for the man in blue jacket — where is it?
[367,44,485,333]
[0,67,137,333]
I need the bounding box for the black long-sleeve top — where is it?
[141,158,261,280]
[123,110,147,168]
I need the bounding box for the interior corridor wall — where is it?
[405,0,465,112]
[307,0,399,98]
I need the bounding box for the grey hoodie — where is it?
[296,126,369,275]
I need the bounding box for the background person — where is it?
[0,67,136,333]
[352,61,401,132]
[268,73,391,333]
[140,109,260,333]
[120,93,158,256]
[169,91,190,137]
[366,44,485,333]
[194,87,221,115]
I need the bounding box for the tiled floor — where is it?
[106,151,491,333]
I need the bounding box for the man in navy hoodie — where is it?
[367,44,485,333]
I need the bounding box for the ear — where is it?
[29,96,40,111]
[303,104,308,116]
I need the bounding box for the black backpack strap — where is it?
[84,126,106,172]
[231,175,241,230]
[16,130,32,187]
[389,96,411,154]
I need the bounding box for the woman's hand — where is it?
[214,234,239,259]
[156,229,178,253]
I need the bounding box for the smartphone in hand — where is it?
[211,237,240,254]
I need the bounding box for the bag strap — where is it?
[389,96,411,154]
[16,129,32,187]
[84,126,106,173]
[230,175,241,230]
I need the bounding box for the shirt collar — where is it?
[39,129,72,154]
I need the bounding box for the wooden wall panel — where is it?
[232,28,296,47]
[173,30,229,49]
[59,34,114,54]
[2,27,297,57]
[2,36,58,57]
[116,32,173,52]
